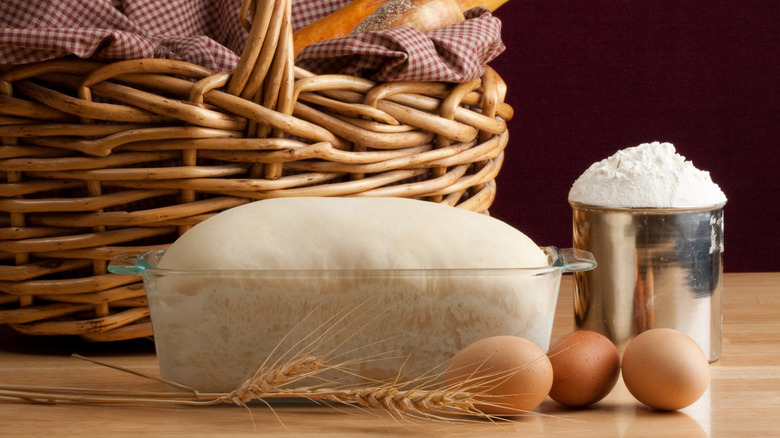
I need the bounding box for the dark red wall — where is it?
[487,0,779,272]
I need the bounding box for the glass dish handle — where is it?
[547,247,597,272]
[107,250,165,275]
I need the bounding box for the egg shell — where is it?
[621,328,710,411]
[547,330,621,407]
[444,336,553,416]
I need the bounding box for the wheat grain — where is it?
[0,302,536,422]
[223,355,326,405]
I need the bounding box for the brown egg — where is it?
[547,330,621,407]
[621,328,710,411]
[444,336,553,416]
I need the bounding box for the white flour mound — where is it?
[568,141,727,208]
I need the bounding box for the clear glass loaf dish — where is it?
[109,247,596,392]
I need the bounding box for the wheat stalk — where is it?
[292,386,481,416]
[0,348,527,422]
[0,358,489,417]
[222,355,326,405]
[0,301,536,422]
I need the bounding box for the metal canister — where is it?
[570,202,725,362]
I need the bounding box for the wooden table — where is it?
[1,273,778,437]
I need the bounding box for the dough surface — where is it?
[150,198,557,392]
[159,197,548,270]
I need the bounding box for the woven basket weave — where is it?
[0,0,512,341]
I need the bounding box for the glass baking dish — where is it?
[109,246,595,392]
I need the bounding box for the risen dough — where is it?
[159,197,547,270]
[151,197,555,392]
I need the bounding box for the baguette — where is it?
[292,0,387,58]
[293,0,510,58]
[351,0,464,34]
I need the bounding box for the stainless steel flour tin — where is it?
[570,202,725,362]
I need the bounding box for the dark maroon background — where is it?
[487,0,779,272]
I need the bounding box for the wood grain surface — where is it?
[1,272,778,437]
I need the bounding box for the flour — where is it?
[568,142,727,208]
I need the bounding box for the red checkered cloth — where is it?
[291,0,351,29]
[296,8,504,82]
[0,0,246,72]
[0,0,504,83]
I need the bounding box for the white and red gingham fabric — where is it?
[0,0,246,72]
[295,7,504,82]
[291,0,350,29]
[0,0,504,83]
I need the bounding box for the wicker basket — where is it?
[0,0,512,341]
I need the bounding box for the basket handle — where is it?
[228,0,294,102]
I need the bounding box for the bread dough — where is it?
[150,197,557,392]
[159,197,548,270]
